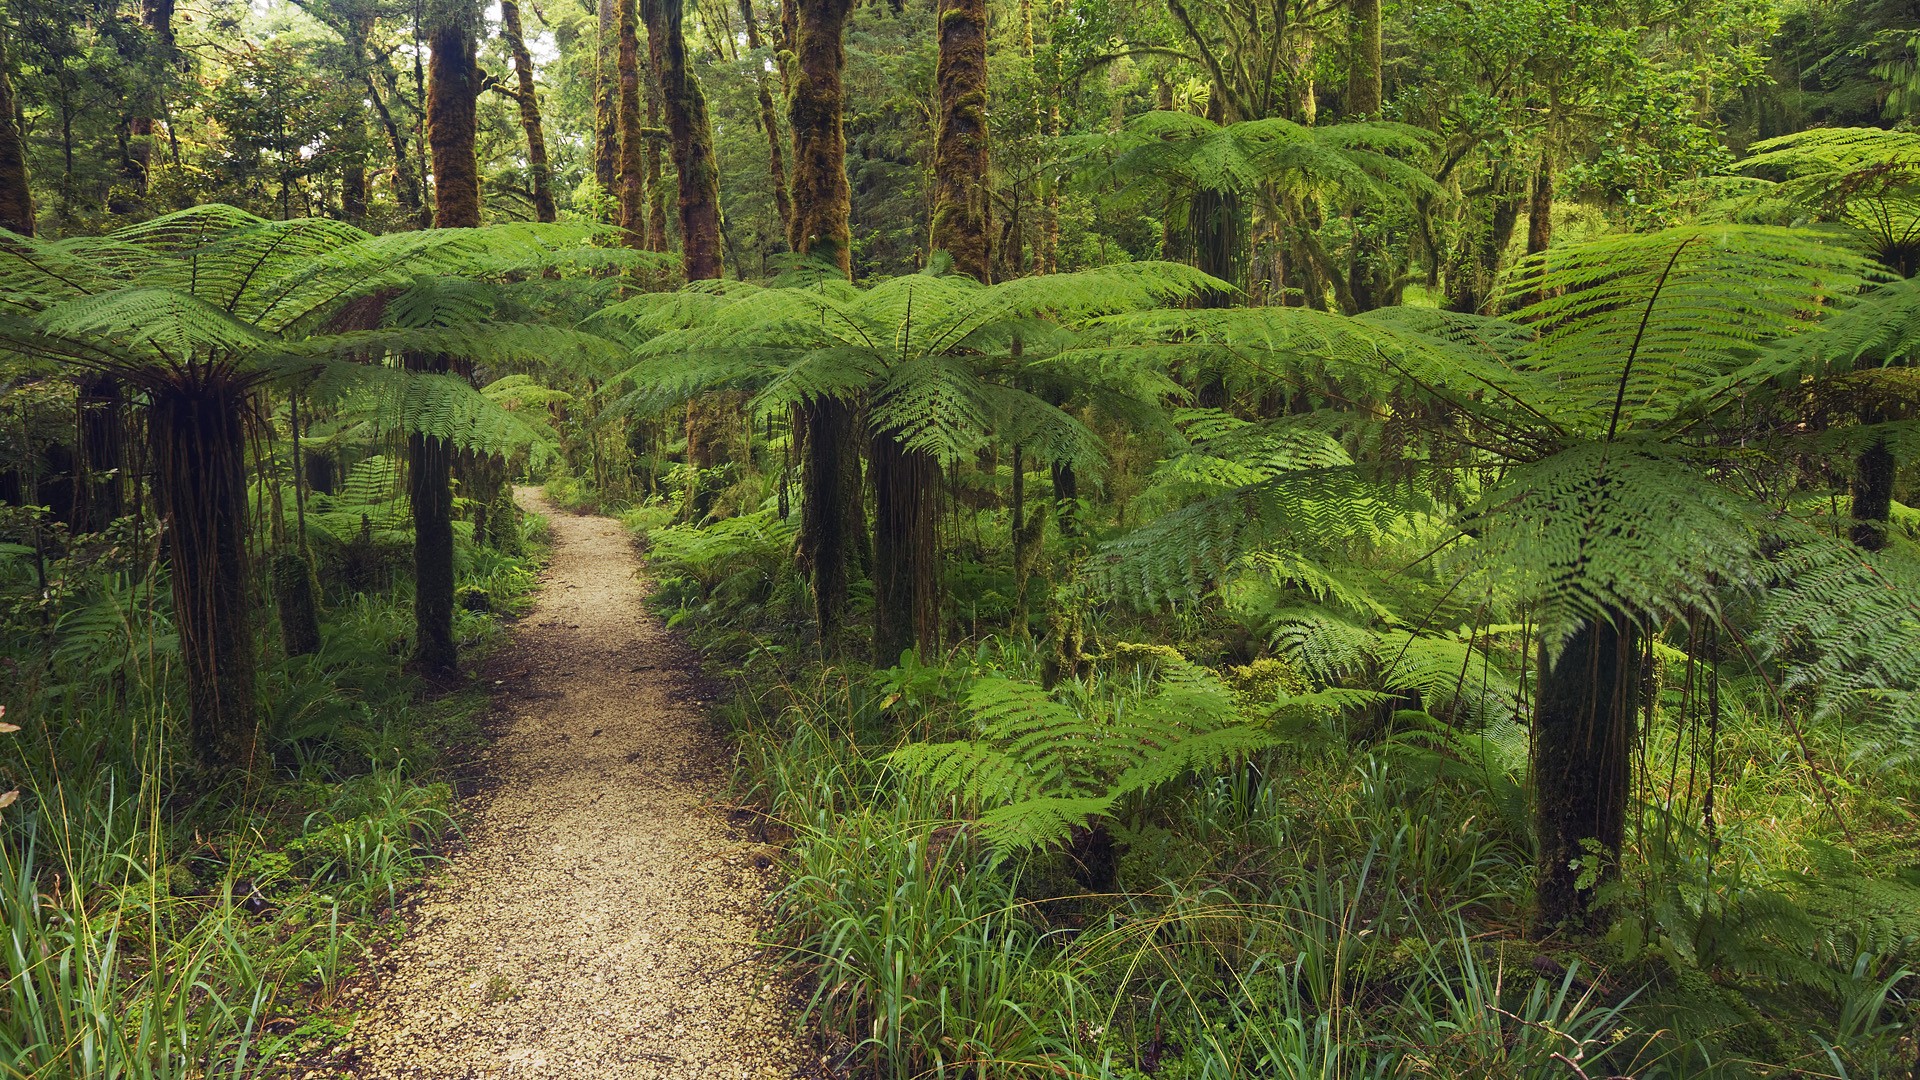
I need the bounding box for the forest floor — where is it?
[343,489,809,1079]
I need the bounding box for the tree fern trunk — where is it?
[149,376,258,770]
[1850,433,1893,551]
[1532,614,1638,932]
[273,550,322,658]
[643,0,724,280]
[501,0,556,223]
[800,398,859,636]
[871,432,938,663]
[407,356,459,675]
[930,0,990,281]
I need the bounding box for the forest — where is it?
[0,0,1917,1070]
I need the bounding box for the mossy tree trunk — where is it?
[0,30,35,236]
[501,0,556,223]
[617,0,649,248]
[1346,0,1380,116]
[870,431,938,663]
[788,0,864,639]
[595,0,621,201]
[642,0,725,280]
[788,0,854,270]
[149,375,258,770]
[930,0,990,281]
[1532,614,1639,932]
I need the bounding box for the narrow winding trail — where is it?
[348,490,807,1079]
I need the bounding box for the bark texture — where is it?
[595,0,621,198]
[501,0,557,222]
[870,432,939,663]
[1347,0,1381,116]
[1532,615,1638,932]
[1851,435,1895,551]
[150,378,258,770]
[407,355,459,673]
[427,0,483,229]
[617,0,649,246]
[787,0,854,272]
[643,0,725,279]
[799,398,860,635]
[930,0,991,281]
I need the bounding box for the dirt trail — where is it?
[348,489,807,1079]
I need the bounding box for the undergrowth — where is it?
[622,493,1920,1080]
[0,489,549,1076]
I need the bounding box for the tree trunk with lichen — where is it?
[642,0,724,279]
[788,0,854,270]
[1532,615,1638,933]
[428,0,482,229]
[930,0,990,281]
[787,0,864,638]
[1347,0,1380,116]
[501,0,556,222]
[617,0,648,247]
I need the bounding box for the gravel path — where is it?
[347,489,808,1079]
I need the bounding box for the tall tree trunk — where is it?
[642,0,725,279]
[739,0,792,242]
[596,0,621,200]
[501,0,556,222]
[617,0,649,245]
[930,0,990,280]
[788,0,854,270]
[870,432,938,662]
[1851,432,1894,551]
[427,0,483,229]
[1346,0,1380,116]
[1532,615,1638,932]
[787,0,863,639]
[646,80,669,251]
[0,31,34,236]
[149,377,258,770]
[415,0,479,675]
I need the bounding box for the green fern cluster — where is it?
[890,655,1295,852]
